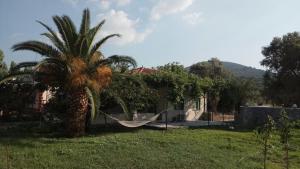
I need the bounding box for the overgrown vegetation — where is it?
[0,49,8,78]
[261,32,300,106]
[100,73,158,119]
[143,62,206,104]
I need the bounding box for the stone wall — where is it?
[236,106,300,128]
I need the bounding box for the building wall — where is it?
[33,89,52,112]
[159,95,207,122]
[184,96,206,121]
[236,106,300,128]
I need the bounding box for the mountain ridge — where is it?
[221,61,265,79]
[187,61,265,79]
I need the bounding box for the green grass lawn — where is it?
[0,125,299,169]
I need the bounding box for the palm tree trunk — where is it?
[66,88,88,137]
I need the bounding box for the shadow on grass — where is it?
[0,121,165,140]
[187,124,254,133]
[0,120,254,141]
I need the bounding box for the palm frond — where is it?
[62,15,77,40]
[112,94,130,119]
[41,33,66,55]
[85,87,98,120]
[93,55,137,69]
[102,89,130,119]
[89,34,120,57]
[12,41,61,58]
[85,20,105,61]
[52,16,71,53]
[0,72,33,85]
[11,62,38,72]
[79,38,89,58]
[37,20,66,53]
[86,20,105,46]
[35,58,69,73]
[79,9,90,35]
[61,15,78,54]
[73,35,89,58]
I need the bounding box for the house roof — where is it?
[131,67,157,74]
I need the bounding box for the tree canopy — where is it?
[261,32,300,106]
[143,62,206,104]
[190,58,232,80]
[189,58,229,113]
[219,78,262,112]
[0,49,8,79]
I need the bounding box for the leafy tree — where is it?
[207,78,226,114]
[5,9,136,137]
[0,49,4,61]
[157,62,187,75]
[0,49,8,79]
[190,58,229,114]
[261,32,300,106]
[9,61,17,73]
[278,110,292,169]
[190,58,231,79]
[143,63,205,105]
[255,115,276,169]
[101,74,158,120]
[219,78,262,112]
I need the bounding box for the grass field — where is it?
[0,125,299,169]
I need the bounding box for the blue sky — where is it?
[1,0,300,69]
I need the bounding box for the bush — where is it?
[293,120,300,129]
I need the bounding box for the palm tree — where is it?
[8,9,136,137]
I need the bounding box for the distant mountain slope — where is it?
[187,61,265,79]
[221,61,265,79]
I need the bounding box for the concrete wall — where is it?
[236,106,300,128]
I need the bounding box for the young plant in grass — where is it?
[278,110,292,169]
[255,115,275,169]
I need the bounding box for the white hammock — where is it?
[105,111,166,128]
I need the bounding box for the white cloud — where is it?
[150,0,193,20]
[97,10,152,45]
[183,12,203,25]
